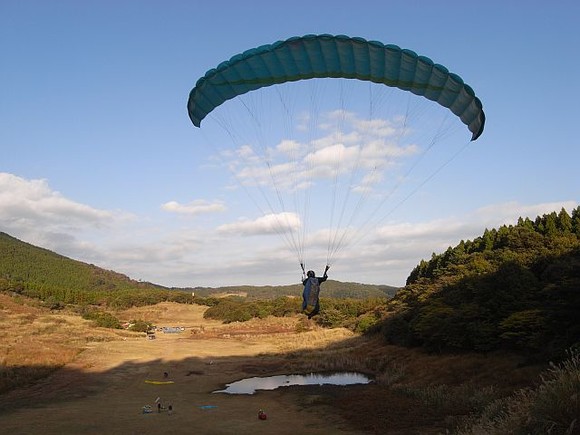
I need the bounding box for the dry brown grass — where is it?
[0,297,548,434]
[0,294,132,392]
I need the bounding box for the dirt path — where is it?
[0,303,370,434]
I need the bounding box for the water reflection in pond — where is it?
[213,372,371,395]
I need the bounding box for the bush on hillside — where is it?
[81,309,121,329]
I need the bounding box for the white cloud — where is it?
[305,143,358,168]
[353,118,399,138]
[373,200,579,248]
[236,160,298,188]
[115,199,579,287]
[217,212,300,236]
[318,109,356,131]
[2,175,576,289]
[360,140,418,163]
[0,172,132,263]
[311,130,360,149]
[346,199,580,284]
[276,139,303,156]
[161,199,226,215]
[0,172,113,228]
[222,110,424,200]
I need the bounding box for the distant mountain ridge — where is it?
[188,281,399,300]
[0,232,397,303]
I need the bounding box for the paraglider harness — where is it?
[301,264,329,318]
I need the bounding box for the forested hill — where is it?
[0,232,157,290]
[379,207,580,360]
[189,281,398,300]
[0,232,397,305]
[0,232,179,306]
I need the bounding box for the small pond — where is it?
[213,372,372,395]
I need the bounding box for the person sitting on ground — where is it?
[302,265,329,319]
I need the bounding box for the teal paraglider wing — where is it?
[188,34,485,140]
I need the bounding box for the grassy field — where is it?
[0,294,549,434]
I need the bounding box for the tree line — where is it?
[0,232,191,308]
[0,231,393,310]
[377,207,580,361]
[186,281,397,300]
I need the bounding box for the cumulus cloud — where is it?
[355,200,580,282]
[119,199,580,287]
[353,118,399,138]
[217,212,300,236]
[305,143,358,167]
[0,172,132,263]
[2,169,576,288]
[373,201,579,248]
[276,139,303,156]
[0,172,113,227]
[222,110,424,199]
[161,199,226,215]
[236,160,298,189]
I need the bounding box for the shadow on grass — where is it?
[0,331,546,434]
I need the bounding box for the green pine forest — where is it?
[0,233,192,308]
[378,207,580,360]
[1,206,579,361]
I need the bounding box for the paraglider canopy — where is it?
[187,34,485,274]
[188,34,485,140]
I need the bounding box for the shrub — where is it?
[354,313,380,333]
[41,296,65,310]
[128,319,151,333]
[457,348,580,434]
[81,310,121,329]
[316,307,348,328]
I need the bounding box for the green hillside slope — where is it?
[0,232,397,307]
[377,207,580,360]
[0,232,188,307]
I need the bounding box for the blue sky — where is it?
[1,1,578,287]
